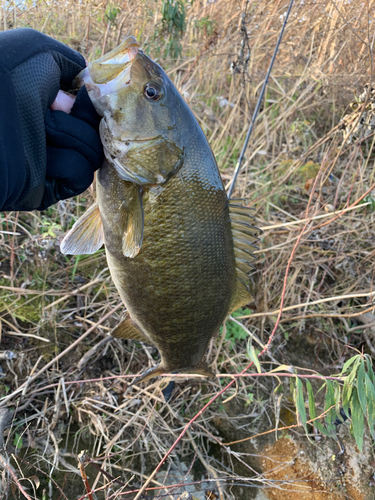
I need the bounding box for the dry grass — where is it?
[0,0,375,499]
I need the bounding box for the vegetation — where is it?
[0,0,375,499]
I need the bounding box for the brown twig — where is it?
[78,451,95,500]
[0,303,122,407]
[13,455,69,500]
[223,404,337,446]
[0,454,33,500]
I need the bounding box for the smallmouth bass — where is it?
[61,37,260,384]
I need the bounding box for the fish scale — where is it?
[61,37,261,385]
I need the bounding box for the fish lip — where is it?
[74,36,139,91]
[93,36,139,66]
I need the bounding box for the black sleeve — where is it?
[0,58,27,210]
[0,28,103,212]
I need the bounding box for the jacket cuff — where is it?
[0,62,27,211]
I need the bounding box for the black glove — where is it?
[0,28,103,211]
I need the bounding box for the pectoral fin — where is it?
[110,314,153,345]
[122,183,144,258]
[60,203,104,255]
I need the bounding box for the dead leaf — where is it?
[28,475,40,489]
[206,491,219,500]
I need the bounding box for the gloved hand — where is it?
[0,28,103,211]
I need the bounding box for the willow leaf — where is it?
[333,380,341,418]
[350,387,364,452]
[342,377,353,417]
[324,380,336,437]
[248,344,261,374]
[305,380,329,436]
[365,373,375,440]
[357,361,367,415]
[365,356,375,385]
[340,354,360,375]
[295,377,307,430]
[347,357,361,385]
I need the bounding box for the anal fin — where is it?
[110,314,153,345]
[229,281,254,314]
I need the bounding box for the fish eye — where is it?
[143,82,162,101]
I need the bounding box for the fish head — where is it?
[76,37,186,185]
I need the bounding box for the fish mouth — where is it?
[75,36,139,98]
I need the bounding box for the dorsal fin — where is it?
[229,200,262,313]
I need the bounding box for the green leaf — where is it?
[340,354,360,375]
[290,377,295,395]
[341,357,360,418]
[365,373,375,439]
[247,343,261,374]
[13,432,23,450]
[342,377,353,417]
[245,392,254,407]
[269,365,294,374]
[357,361,367,415]
[324,380,335,422]
[350,387,364,451]
[365,356,375,384]
[222,311,251,348]
[333,380,341,419]
[233,308,253,318]
[294,377,307,429]
[305,380,330,436]
[324,380,336,437]
[347,357,361,385]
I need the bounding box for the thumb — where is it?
[51,90,76,113]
